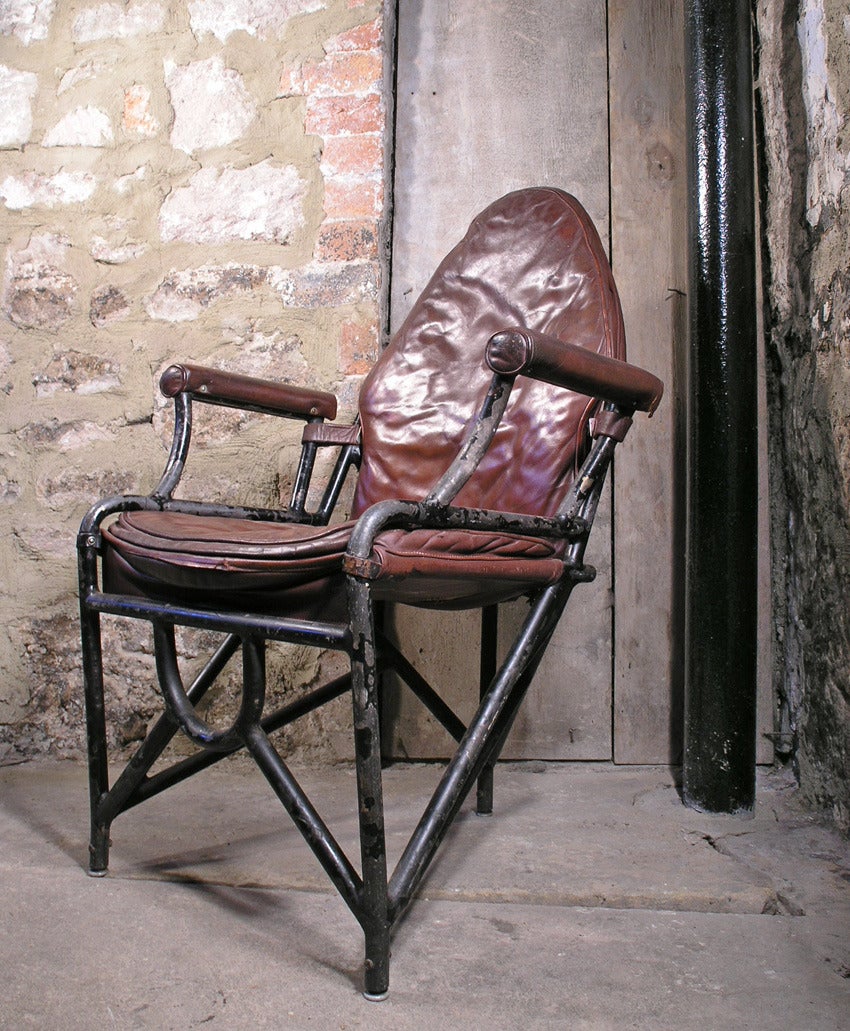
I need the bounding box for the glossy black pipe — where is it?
[683,0,758,813]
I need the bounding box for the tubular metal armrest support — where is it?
[486,328,664,414]
[343,498,588,578]
[128,366,358,520]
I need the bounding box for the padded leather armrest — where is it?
[485,329,663,415]
[160,363,337,421]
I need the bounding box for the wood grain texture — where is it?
[609,0,688,763]
[384,0,613,760]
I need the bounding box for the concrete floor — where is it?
[1,759,848,1029]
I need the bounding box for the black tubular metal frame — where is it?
[77,372,625,999]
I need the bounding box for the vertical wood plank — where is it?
[609,0,688,763]
[385,0,613,760]
[610,0,772,763]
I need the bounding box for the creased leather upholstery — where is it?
[352,188,624,519]
[102,511,564,611]
[102,189,625,610]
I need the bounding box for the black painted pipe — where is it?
[683,0,758,813]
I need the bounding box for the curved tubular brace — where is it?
[343,499,587,577]
[153,391,192,501]
[486,328,663,414]
[344,427,618,576]
[152,623,265,752]
[160,363,338,421]
[425,373,515,505]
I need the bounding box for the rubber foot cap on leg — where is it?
[363,990,389,1002]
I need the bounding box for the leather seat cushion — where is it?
[102,511,565,613]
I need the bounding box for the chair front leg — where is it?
[347,575,391,1000]
[78,537,110,874]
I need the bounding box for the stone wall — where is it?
[755,0,850,831]
[0,0,389,761]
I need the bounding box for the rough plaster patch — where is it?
[229,329,310,382]
[114,166,148,194]
[159,161,306,244]
[0,66,38,148]
[72,1,165,42]
[43,106,113,148]
[58,61,100,94]
[0,479,22,505]
[0,170,96,209]
[0,0,55,44]
[14,524,71,559]
[165,56,256,153]
[187,0,326,42]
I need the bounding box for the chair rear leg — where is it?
[475,604,498,815]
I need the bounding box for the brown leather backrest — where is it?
[352,188,625,519]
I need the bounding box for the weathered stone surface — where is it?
[756,0,850,831]
[122,84,159,137]
[187,0,326,42]
[145,264,269,321]
[271,261,378,308]
[36,466,136,510]
[0,0,55,45]
[0,478,21,506]
[0,170,97,209]
[90,236,147,264]
[72,2,165,42]
[17,417,104,448]
[0,66,38,148]
[32,350,120,398]
[797,0,849,228]
[0,0,387,763]
[159,162,306,244]
[3,233,77,331]
[11,613,85,756]
[43,106,113,148]
[53,421,118,452]
[89,285,130,326]
[165,56,256,153]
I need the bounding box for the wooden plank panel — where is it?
[609,0,772,763]
[609,0,687,763]
[384,0,613,760]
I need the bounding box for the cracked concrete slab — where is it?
[0,761,848,1028]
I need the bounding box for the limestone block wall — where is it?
[756,0,850,831]
[0,0,389,760]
